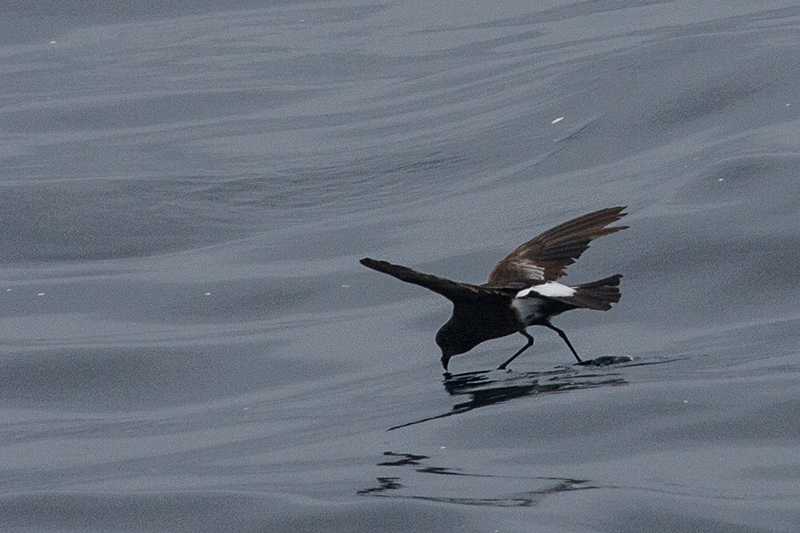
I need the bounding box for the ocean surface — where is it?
[2,1,800,531]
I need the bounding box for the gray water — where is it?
[2,1,800,531]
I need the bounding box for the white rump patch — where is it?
[517,281,576,299]
[511,297,543,323]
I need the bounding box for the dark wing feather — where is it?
[485,206,628,287]
[360,258,494,302]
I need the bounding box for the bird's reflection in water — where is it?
[388,355,635,431]
[363,356,671,505]
[358,452,598,506]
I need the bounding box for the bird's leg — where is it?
[544,322,582,363]
[497,331,534,370]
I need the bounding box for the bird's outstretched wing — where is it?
[360,258,494,302]
[485,206,628,288]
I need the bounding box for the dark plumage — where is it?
[361,207,628,371]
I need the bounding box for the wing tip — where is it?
[360,257,382,267]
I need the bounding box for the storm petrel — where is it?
[360,206,628,371]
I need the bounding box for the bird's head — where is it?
[435,320,478,371]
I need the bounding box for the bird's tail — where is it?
[569,274,622,311]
